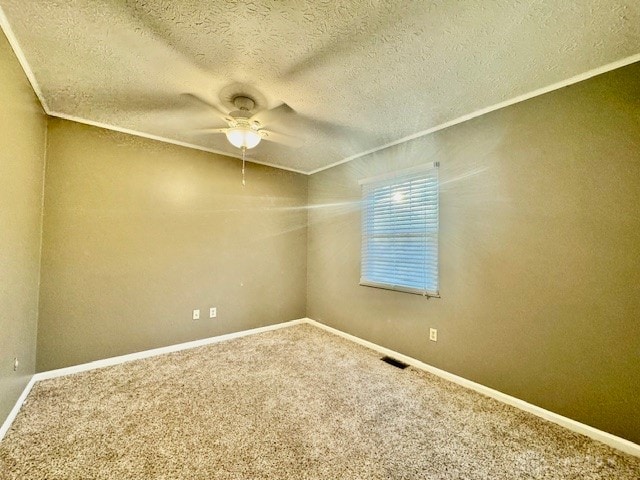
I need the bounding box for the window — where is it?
[360,163,439,297]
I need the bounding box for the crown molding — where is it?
[308,53,640,175]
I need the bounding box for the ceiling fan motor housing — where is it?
[233,95,255,112]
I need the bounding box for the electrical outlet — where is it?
[13,358,19,371]
[192,309,200,320]
[209,307,217,318]
[429,328,438,342]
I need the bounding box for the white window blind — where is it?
[360,163,439,296]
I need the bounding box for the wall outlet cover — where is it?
[429,328,438,342]
[192,309,200,320]
[210,307,217,318]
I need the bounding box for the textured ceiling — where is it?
[1,1,639,173]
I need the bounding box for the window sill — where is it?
[359,280,440,298]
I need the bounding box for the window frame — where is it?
[359,163,440,298]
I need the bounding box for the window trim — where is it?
[359,162,440,298]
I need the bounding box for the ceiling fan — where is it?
[190,94,303,151]
[181,89,307,185]
[79,3,374,183]
[213,95,263,149]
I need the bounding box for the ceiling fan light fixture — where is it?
[226,126,261,149]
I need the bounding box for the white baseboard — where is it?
[0,319,306,442]
[4,316,638,458]
[34,318,306,382]
[301,318,640,458]
[0,376,37,442]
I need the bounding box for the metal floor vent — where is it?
[381,356,409,369]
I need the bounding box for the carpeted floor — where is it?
[1,324,639,479]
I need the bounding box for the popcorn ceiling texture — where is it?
[1,1,639,172]
[1,324,639,479]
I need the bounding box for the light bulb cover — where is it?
[226,126,261,149]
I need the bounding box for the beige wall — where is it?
[307,63,640,443]
[0,31,46,422]
[37,119,307,371]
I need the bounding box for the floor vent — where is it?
[381,356,409,369]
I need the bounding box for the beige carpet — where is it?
[1,324,638,479]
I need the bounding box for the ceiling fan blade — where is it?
[190,127,228,135]
[251,103,294,129]
[181,93,229,121]
[97,98,227,131]
[253,103,365,140]
[281,4,407,80]
[58,91,175,119]
[102,3,211,93]
[259,129,305,148]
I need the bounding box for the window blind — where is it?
[360,163,439,296]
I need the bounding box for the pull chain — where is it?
[241,147,246,186]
